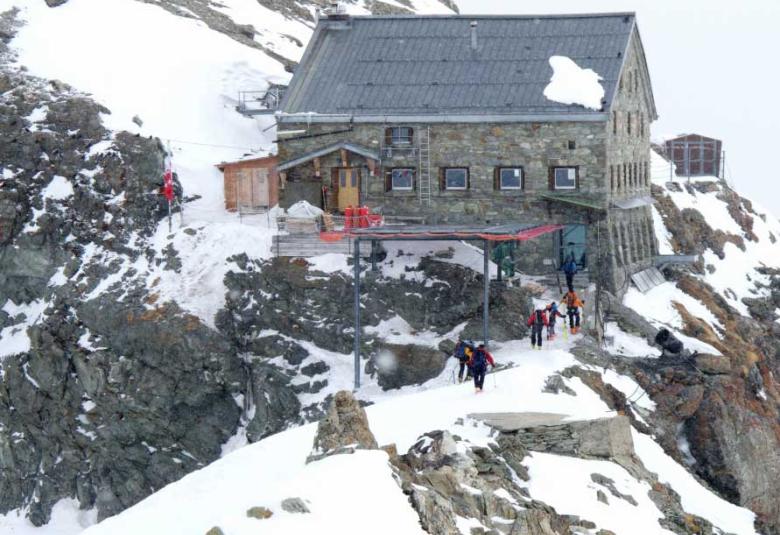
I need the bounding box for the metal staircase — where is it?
[418,126,431,206]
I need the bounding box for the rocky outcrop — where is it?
[393,419,720,535]
[307,390,377,462]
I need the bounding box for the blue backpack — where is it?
[471,350,487,369]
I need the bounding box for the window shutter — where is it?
[384,128,392,146]
[439,168,446,191]
[548,167,554,190]
[408,128,414,146]
[575,167,580,189]
[466,168,470,190]
[493,168,500,190]
[384,169,392,192]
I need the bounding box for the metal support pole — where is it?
[353,239,361,390]
[371,239,378,272]
[483,240,490,348]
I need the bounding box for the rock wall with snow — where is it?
[0,0,459,529]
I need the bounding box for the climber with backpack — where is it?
[546,302,565,340]
[470,343,495,393]
[561,290,584,334]
[562,254,578,292]
[453,339,475,383]
[527,307,549,349]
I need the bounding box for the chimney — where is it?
[470,21,478,51]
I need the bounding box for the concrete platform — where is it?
[470,412,636,465]
[468,412,569,432]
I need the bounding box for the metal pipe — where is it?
[353,239,361,390]
[483,240,489,348]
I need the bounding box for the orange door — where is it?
[337,168,360,212]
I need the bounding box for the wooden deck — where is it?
[272,233,352,257]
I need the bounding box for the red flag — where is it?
[163,156,174,202]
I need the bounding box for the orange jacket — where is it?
[561,292,584,308]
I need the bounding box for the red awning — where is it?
[319,224,564,243]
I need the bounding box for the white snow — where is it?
[632,430,759,535]
[0,300,48,359]
[364,316,467,349]
[652,204,675,254]
[650,150,780,315]
[0,499,96,535]
[42,175,74,202]
[624,282,723,338]
[604,321,657,358]
[525,452,674,535]
[543,55,605,111]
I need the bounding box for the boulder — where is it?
[371,344,446,390]
[307,390,377,463]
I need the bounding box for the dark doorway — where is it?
[558,225,587,269]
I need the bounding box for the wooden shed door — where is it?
[253,168,269,207]
[337,168,360,212]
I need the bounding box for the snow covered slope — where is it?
[78,338,759,535]
[649,150,780,315]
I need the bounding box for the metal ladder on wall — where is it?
[418,126,432,205]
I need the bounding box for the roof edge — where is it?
[277,113,609,124]
[340,12,636,21]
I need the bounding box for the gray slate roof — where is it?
[281,13,639,121]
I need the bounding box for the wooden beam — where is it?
[366,158,377,177]
[340,148,349,167]
[279,171,287,190]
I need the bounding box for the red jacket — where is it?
[527,310,549,327]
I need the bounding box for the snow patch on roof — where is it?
[543,55,605,111]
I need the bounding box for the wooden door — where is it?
[337,168,360,212]
[253,168,269,207]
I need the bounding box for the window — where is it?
[385,126,413,145]
[613,111,618,135]
[640,113,645,138]
[627,112,632,135]
[443,167,468,190]
[552,167,577,190]
[616,165,621,191]
[567,140,576,150]
[389,168,414,191]
[498,167,523,190]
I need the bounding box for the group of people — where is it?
[450,257,586,392]
[452,340,495,393]
[526,290,585,349]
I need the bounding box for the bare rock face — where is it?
[44,0,69,7]
[307,390,377,463]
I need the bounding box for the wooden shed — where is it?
[217,155,279,213]
[664,134,722,178]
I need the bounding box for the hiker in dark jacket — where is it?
[562,256,578,292]
[470,344,495,393]
[527,308,549,349]
[546,302,565,340]
[453,339,475,383]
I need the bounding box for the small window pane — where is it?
[500,168,522,189]
[554,167,576,190]
[339,169,346,187]
[445,168,467,190]
[391,127,413,145]
[391,169,413,191]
